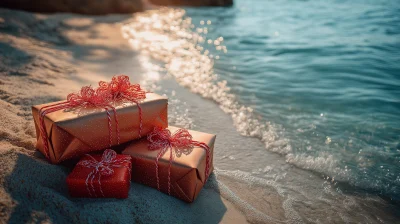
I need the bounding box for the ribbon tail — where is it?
[98,174,104,197]
[155,146,169,192]
[85,170,94,197]
[91,171,97,197]
[155,150,162,191]
[38,102,71,160]
[168,145,173,195]
[110,106,120,145]
[136,101,143,138]
[104,107,112,147]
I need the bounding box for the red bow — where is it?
[147,127,211,195]
[98,75,146,102]
[77,149,131,197]
[67,86,111,107]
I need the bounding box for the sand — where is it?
[0,8,249,224]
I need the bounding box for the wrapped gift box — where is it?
[122,126,216,203]
[32,92,168,164]
[66,149,132,198]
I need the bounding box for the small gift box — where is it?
[31,75,168,164]
[122,126,216,203]
[66,149,132,198]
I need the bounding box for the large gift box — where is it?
[67,149,132,198]
[122,126,216,203]
[31,75,168,164]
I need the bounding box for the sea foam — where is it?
[121,7,292,158]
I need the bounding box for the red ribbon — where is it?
[147,127,211,195]
[38,75,146,161]
[77,149,131,197]
[98,75,147,138]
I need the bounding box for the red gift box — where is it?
[66,149,132,198]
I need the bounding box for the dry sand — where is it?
[0,8,248,223]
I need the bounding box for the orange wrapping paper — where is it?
[122,126,216,203]
[32,93,168,164]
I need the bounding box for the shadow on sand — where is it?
[0,8,138,75]
[5,153,227,223]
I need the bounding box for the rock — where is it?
[0,0,143,15]
[148,0,233,7]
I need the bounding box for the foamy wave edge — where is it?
[120,7,349,189]
[121,8,292,153]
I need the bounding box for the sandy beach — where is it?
[1,5,400,224]
[0,8,249,223]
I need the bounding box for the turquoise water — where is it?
[184,0,400,201]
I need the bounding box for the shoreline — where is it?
[121,8,400,223]
[1,7,400,223]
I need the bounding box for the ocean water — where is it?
[185,0,400,198]
[183,0,400,201]
[122,0,400,221]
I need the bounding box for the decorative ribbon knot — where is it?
[148,127,193,150]
[97,75,146,138]
[38,75,146,161]
[77,149,131,197]
[99,75,146,102]
[147,127,211,195]
[67,86,111,107]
